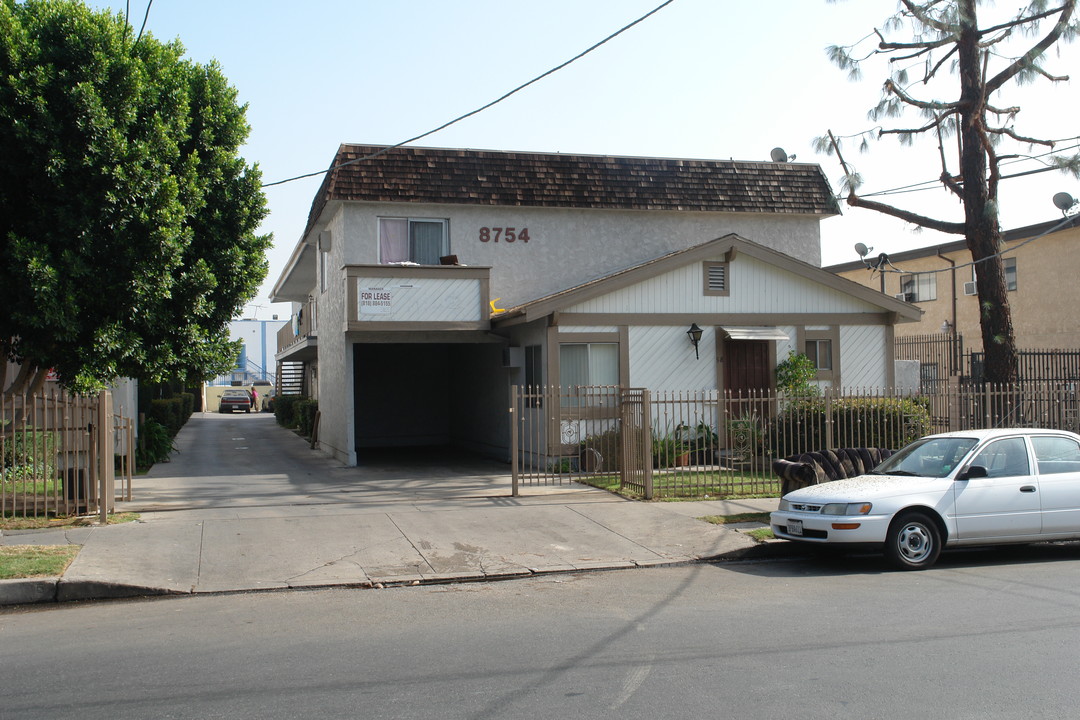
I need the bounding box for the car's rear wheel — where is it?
[885,511,941,570]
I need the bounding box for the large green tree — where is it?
[819,0,1079,384]
[0,0,270,396]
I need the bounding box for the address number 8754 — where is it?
[479,227,530,243]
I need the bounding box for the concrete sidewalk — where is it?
[0,413,783,606]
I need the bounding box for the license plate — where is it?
[787,518,803,536]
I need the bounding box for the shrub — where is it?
[579,428,622,472]
[775,351,820,397]
[1,429,59,483]
[178,392,195,421]
[295,399,319,437]
[274,395,306,428]
[769,395,932,457]
[147,397,186,437]
[136,419,177,467]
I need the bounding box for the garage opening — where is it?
[352,342,509,461]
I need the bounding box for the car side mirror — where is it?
[960,465,989,480]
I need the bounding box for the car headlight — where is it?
[821,502,873,516]
[778,499,792,512]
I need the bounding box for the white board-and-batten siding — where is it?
[353,276,481,322]
[563,255,882,316]
[840,325,888,389]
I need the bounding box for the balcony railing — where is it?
[345,265,491,331]
[277,298,317,356]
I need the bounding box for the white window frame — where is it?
[378,217,450,265]
[900,273,937,302]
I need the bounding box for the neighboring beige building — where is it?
[828,214,1080,351]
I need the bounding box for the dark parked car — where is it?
[219,389,252,413]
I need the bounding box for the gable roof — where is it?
[305,144,840,236]
[493,233,922,325]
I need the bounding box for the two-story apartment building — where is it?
[828,214,1080,350]
[271,145,920,465]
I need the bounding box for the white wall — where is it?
[228,318,288,376]
[339,203,822,308]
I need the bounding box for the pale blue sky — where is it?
[87,1,1080,318]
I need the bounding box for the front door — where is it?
[724,340,772,397]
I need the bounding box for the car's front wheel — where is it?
[885,511,942,570]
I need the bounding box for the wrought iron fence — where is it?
[510,382,1080,500]
[2,386,131,519]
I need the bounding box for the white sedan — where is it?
[770,428,1080,570]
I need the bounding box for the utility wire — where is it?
[261,0,678,189]
[865,210,1079,279]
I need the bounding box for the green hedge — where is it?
[274,395,305,428]
[769,395,932,457]
[147,397,187,437]
[296,399,319,437]
[274,395,318,437]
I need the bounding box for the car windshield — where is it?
[871,437,979,478]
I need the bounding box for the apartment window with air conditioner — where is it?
[378,218,449,265]
[899,273,936,302]
[969,258,1017,293]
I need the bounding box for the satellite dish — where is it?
[770,147,789,163]
[1053,192,1076,211]
[854,242,872,258]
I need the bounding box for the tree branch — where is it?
[899,0,955,34]
[2,361,35,398]
[879,112,951,137]
[884,78,959,112]
[988,126,1056,146]
[844,193,966,235]
[978,4,1069,37]
[986,2,1076,93]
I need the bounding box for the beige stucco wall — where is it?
[833,223,1080,351]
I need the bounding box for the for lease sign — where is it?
[359,287,392,315]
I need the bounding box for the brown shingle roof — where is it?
[305,145,839,235]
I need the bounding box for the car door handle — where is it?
[1020,485,1037,493]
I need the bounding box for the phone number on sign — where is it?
[479,227,530,243]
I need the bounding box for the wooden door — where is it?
[724,340,771,396]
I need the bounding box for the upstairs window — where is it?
[899,273,936,302]
[379,218,449,265]
[1005,257,1017,291]
[970,258,1017,292]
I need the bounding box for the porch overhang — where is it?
[720,326,790,341]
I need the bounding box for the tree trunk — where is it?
[957,1,1019,385]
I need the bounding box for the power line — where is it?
[261,0,678,189]
[867,211,1079,280]
[856,141,1080,199]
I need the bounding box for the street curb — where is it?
[0,578,59,606]
[1,541,805,607]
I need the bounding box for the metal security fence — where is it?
[510,382,1080,500]
[1,387,132,520]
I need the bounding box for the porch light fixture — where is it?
[941,320,952,334]
[687,323,703,359]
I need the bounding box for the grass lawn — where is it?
[0,512,139,532]
[698,512,776,542]
[574,470,780,501]
[0,545,80,579]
